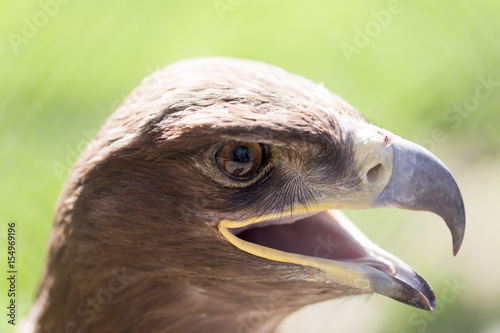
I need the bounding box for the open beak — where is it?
[218,125,465,311]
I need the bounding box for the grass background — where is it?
[1,0,499,332]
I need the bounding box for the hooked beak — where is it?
[374,136,465,256]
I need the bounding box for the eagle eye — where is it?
[216,142,265,180]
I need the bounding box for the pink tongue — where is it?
[235,212,396,276]
[235,212,370,261]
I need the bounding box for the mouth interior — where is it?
[228,211,396,275]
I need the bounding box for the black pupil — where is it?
[233,146,252,163]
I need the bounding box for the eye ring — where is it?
[215,142,267,181]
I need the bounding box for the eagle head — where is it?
[28,57,465,333]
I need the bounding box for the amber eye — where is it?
[216,142,265,180]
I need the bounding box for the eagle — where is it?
[22,57,465,333]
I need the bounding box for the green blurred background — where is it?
[1,1,499,332]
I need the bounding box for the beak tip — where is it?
[449,208,466,257]
[409,284,436,312]
[452,232,464,256]
[427,299,436,312]
[452,235,463,256]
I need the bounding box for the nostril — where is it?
[367,163,383,183]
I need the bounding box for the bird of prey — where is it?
[22,57,465,333]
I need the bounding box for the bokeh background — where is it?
[1,1,499,332]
